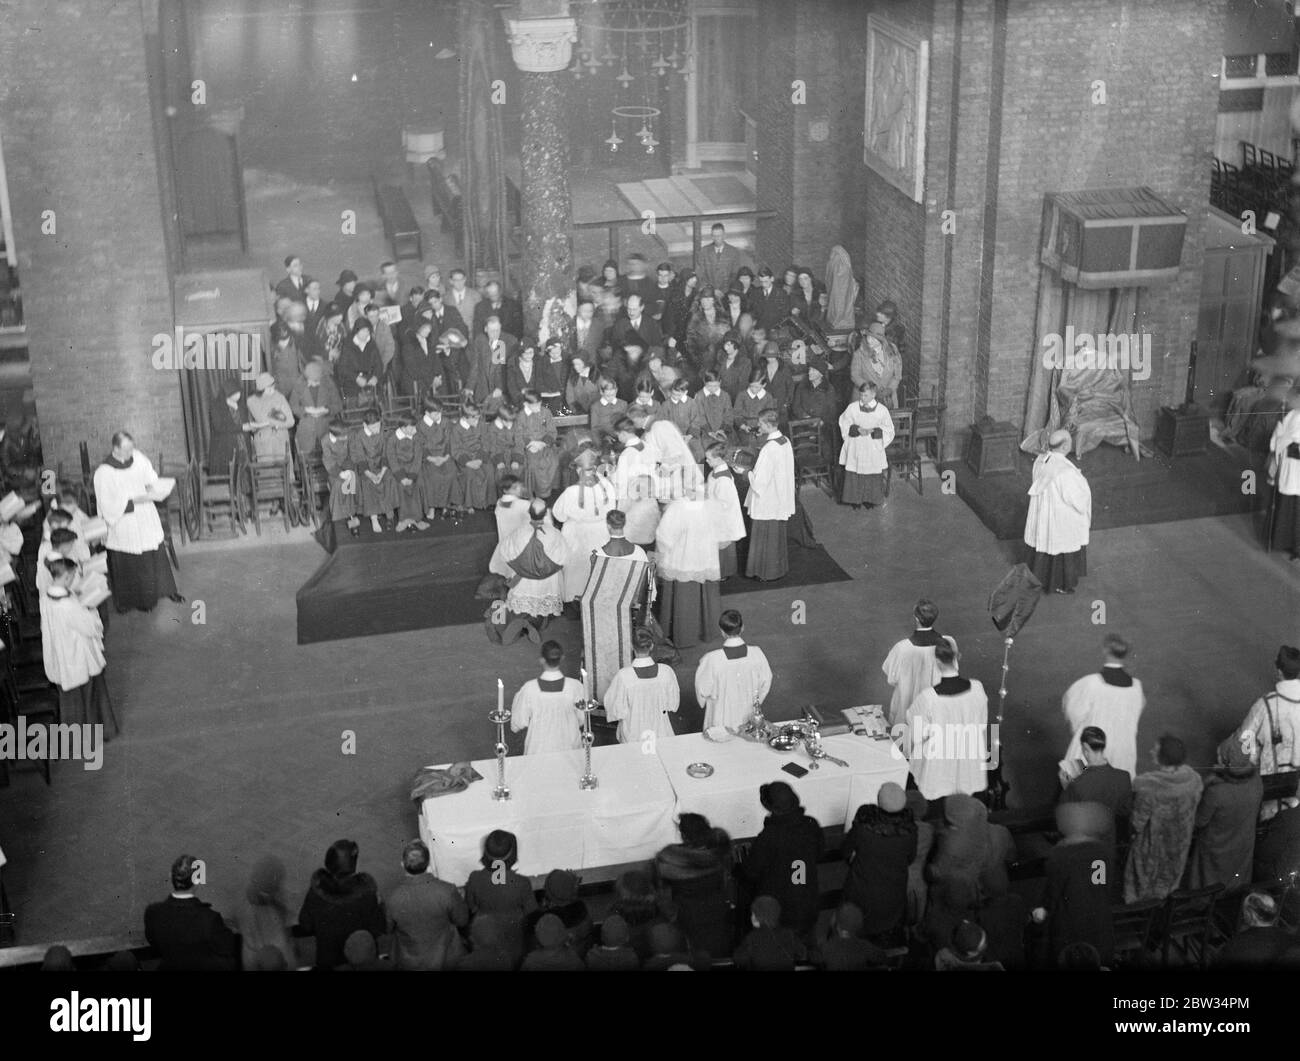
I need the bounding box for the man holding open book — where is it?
[91,431,185,613]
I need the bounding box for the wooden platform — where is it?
[616,171,757,257]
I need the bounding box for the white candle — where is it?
[580,667,588,692]
[497,678,504,713]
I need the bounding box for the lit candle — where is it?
[580,667,588,693]
[497,678,504,713]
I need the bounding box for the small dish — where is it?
[685,762,715,779]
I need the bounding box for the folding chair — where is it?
[247,440,294,535]
[293,441,329,531]
[200,446,249,539]
[884,407,922,496]
[788,417,834,497]
[1157,884,1225,969]
[1109,898,1163,968]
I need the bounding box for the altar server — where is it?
[695,609,773,731]
[1266,401,1300,559]
[488,498,569,621]
[603,627,679,745]
[705,443,745,579]
[838,381,894,509]
[551,457,618,602]
[494,475,531,544]
[905,641,988,801]
[350,406,400,533]
[881,598,958,728]
[1061,633,1145,779]
[43,558,118,738]
[92,431,182,612]
[744,409,796,581]
[614,418,655,504]
[1024,429,1092,594]
[415,396,459,520]
[655,474,722,649]
[597,508,646,562]
[511,640,584,754]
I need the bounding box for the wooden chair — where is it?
[341,397,374,428]
[0,646,59,785]
[199,446,249,539]
[1109,898,1163,967]
[293,442,330,531]
[247,440,294,535]
[884,407,922,496]
[788,416,834,497]
[1157,883,1225,969]
[0,609,52,696]
[909,384,946,471]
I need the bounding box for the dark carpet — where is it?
[950,442,1260,541]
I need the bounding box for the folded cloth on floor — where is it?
[410,762,483,803]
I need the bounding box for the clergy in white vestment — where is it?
[695,609,773,731]
[550,462,618,601]
[92,431,182,613]
[510,640,584,754]
[614,420,656,504]
[881,598,958,728]
[655,472,722,649]
[595,509,647,563]
[905,641,989,801]
[43,558,118,738]
[1061,633,1145,779]
[1024,429,1092,594]
[838,381,895,509]
[1266,405,1300,560]
[494,477,533,544]
[488,498,569,619]
[744,410,796,581]
[1231,644,1300,820]
[705,442,746,579]
[603,628,680,745]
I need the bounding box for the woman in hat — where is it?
[297,839,384,971]
[1186,738,1263,893]
[653,813,735,959]
[758,341,795,421]
[564,353,599,414]
[337,319,382,402]
[206,380,254,473]
[316,301,347,366]
[841,783,918,942]
[334,269,359,314]
[464,830,538,966]
[246,372,295,462]
[738,782,824,936]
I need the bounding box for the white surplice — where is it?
[42,587,106,691]
[92,453,165,554]
[494,495,534,544]
[488,520,570,618]
[881,632,959,728]
[510,671,585,754]
[706,469,746,545]
[603,658,680,744]
[837,400,895,474]
[1023,452,1091,555]
[1268,409,1300,495]
[744,433,796,520]
[695,638,773,730]
[1061,669,1146,778]
[655,497,720,582]
[551,477,618,601]
[906,679,989,801]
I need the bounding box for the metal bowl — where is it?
[767,732,802,752]
[685,762,715,779]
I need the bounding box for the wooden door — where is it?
[1196,244,1268,411]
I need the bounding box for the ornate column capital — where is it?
[504,16,577,73]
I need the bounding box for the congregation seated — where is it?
[296,839,385,971]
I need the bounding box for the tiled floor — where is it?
[1,470,1295,945]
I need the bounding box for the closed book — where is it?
[81,517,109,543]
[147,477,176,500]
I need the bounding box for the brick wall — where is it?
[754,2,796,271]
[0,0,186,473]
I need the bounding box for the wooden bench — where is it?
[373,178,422,261]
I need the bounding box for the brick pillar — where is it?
[0,0,184,472]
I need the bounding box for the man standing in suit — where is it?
[274,254,307,303]
[375,260,404,308]
[462,316,518,405]
[698,223,742,299]
[446,268,481,327]
[424,287,467,343]
[302,277,327,339]
[144,854,238,971]
[749,266,790,333]
[473,279,524,340]
[572,297,604,361]
[622,253,656,307]
[613,292,663,350]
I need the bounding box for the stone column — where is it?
[505,5,576,332]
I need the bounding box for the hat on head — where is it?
[535,913,568,949]
[544,869,580,904]
[1219,737,1257,779]
[759,780,801,815]
[877,781,907,814]
[1048,429,1073,452]
[336,269,358,285]
[601,913,630,947]
[482,829,517,865]
[255,371,276,392]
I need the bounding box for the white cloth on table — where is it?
[1062,670,1145,779]
[510,673,584,755]
[603,658,679,745]
[1024,452,1091,555]
[881,634,958,728]
[418,742,679,883]
[905,680,990,801]
[92,454,165,555]
[694,639,772,731]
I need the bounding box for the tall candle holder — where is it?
[489,706,512,801]
[574,695,599,790]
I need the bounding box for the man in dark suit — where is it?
[375,260,404,308]
[612,292,663,350]
[461,316,518,404]
[749,266,790,333]
[143,854,238,971]
[302,277,327,345]
[698,223,743,299]
[398,285,428,338]
[472,279,524,340]
[423,287,467,345]
[274,254,307,303]
[397,317,443,399]
[572,298,605,361]
[621,253,656,308]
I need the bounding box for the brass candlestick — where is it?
[574,696,599,790]
[489,706,512,801]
